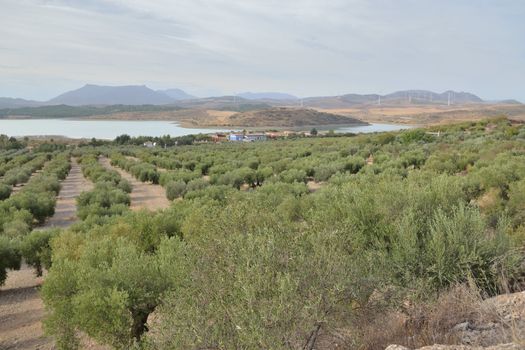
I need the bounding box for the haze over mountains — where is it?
[0,84,520,109]
[238,92,298,100]
[49,85,175,106]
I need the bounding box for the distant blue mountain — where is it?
[0,97,44,108]
[48,84,175,106]
[158,88,195,101]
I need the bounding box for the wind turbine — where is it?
[377,89,384,106]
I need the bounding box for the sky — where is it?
[0,0,524,101]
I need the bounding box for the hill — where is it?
[237,92,298,100]
[303,90,484,108]
[226,107,366,127]
[49,84,175,106]
[174,96,271,110]
[0,97,44,109]
[158,88,195,101]
[383,90,483,104]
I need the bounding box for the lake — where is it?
[0,119,413,139]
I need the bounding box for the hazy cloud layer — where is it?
[1,0,524,100]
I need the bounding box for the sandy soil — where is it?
[99,157,170,211]
[0,264,50,350]
[39,159,93,229]
[307,181,324,192]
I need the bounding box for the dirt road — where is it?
[40,158,93,229]
[0,265,50,350]
[99,157,170,211]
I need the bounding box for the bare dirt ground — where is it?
[99,157,170,211]
[307,180,324,192]
[39,158,93,229]
[0,264,50,350]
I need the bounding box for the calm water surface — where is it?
[0,119,412,139]
[336,123,413,133]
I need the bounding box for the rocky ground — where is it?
[386,291,525,350]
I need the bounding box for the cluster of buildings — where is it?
[143,131,315,147]
[211,132,267,142]
[211,130,315,143]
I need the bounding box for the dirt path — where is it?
[40,158,93,229]
[0,264,50,350]
[99,157,170,211]
[307,180,324,193]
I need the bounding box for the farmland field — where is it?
[1,118,525,349]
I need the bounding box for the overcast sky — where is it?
[1,0,524,100]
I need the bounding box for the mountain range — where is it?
[0,85,519,109]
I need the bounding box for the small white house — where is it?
[229,133,244,141]
[244,134,267,142]
[143,141,156,148]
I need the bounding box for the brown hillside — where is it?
[225,107,366,127]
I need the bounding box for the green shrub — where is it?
[278,169,307,184]
[165,180,186,200]
[0,183,12,200]
[77,183,130,220]
[0,236,21,285]
[21,229,59,276]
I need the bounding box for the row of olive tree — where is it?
[0,152,71,284]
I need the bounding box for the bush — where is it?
[0,183,12,200]
[384,204,521,294]
[43,233,183,349]
[148,204,371,350]
[278,169,307,184]
[0,236,21,285]
[185,178,209,193]
[5,191,56,223]
[165,181,186,200]
[21,229,59,276]
[344,156,366,174]
[77,183,130,220]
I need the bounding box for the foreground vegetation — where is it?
[2,118,525,349]
[0,149,70,283]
